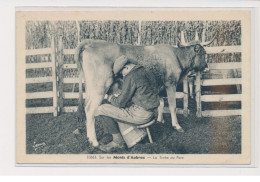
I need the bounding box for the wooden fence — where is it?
[25,34,241,118]
[26,36,58,116]
[195,46,242,117]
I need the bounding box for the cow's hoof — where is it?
[89,140,99,147]
[173,126,185,133]
[73,129,81,135]
[176,128,185,133]
[157,119,165,124]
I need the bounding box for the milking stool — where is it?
[118,116,156,148]
[136,117,156,143]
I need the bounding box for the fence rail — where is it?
[63,64,77,69]
[202,110,241,117]
[201,78,242,86]
[63,49,75,55]
[26,77,53,84]
[201,94,241,102]
[26,62,53,69]
[25,48,52,55]
[204,45,241,54]
[26,106,55,114]
[196,61,242,117]
[208,62,241,70]
[26,91,53,99]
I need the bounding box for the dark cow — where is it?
[75,37,215,147]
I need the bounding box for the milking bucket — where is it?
[118,122,147,148]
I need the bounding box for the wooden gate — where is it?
[25,36,58,116]
[195,46,242,117]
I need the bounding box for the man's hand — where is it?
[107,95,113,102]
[114,93,120,97]
[104,94,113,102]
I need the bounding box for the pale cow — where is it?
[75,37,215,147]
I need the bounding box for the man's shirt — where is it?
[110,65,160,111]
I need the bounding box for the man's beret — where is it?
[113,55,128,75]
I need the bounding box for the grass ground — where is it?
[26,102,241,154]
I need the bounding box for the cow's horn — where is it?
[177,38,201,47]
[175,37,183,47]
[200,33,217,46]
[184,40,202,46]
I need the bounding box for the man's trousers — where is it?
[95,104,154,134]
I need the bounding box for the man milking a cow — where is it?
[94,55,161,152]
[75,35,214,149]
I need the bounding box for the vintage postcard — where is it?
[16,9,251,164]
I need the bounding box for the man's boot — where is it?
[99,133,125,152]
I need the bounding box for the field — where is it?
[26,94,241,154]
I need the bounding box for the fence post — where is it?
[180,31,186,45]
[51,35,58,117]
[138,20,141,45]
[183,76,189,117]
[195,27,207,118]
[72,21,81,93]
[56,30,64,114]
[195,72,202,117]
[180,30,189,117]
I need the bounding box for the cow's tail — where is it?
[77,64,85,122]
[75,40,93,122]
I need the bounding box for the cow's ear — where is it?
[177,42,184,48]
[194,44,201,54]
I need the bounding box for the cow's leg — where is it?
[82,54,114,146]
[166,85,184,132]
[157,97,165,123]
[84,79,113,147]
[85,94,103,147]
[84,74,113,147]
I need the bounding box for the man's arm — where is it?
[109,76,136,108]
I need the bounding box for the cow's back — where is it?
[80,40,176,87]
[120,44,175,87]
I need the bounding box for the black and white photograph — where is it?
[16,10,251,164]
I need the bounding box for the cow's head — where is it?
[192,44,208,72]
[177,34,216,73]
